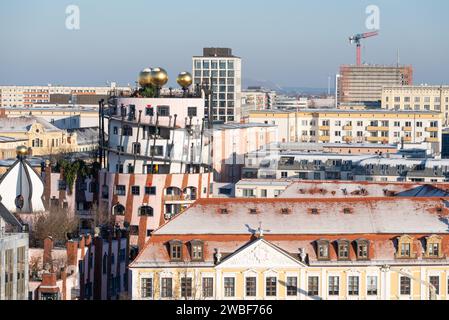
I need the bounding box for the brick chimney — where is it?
[44,161,52,210]
[43,236,54,268]
[66,240,78,267]
[61,267,67,300]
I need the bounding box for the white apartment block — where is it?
[248,109,442,156]
[0,84,129,108]
[382,85,449,126]
[192,48,242,123]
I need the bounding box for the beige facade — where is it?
[248,109,442,155]
[0,117,78,156]
[382,86,449,126]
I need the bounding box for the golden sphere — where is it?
[177,72,193,88]
[16,145,28,157]
[138,68,153,87]
[150,67,168,87]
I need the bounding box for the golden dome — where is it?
[16,145,28,157]
[150,67,168,87]
[177,72,193,89]
[138,68,153,87]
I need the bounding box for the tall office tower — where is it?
[338,65,413,107]
[192,48,242,123]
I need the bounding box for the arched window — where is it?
[138,206,154,217]
[113,204,125,216]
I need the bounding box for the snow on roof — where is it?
[279,181,449,198]
[0,116,61,133]
[155,197,449,236]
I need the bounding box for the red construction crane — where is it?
[349,31,379,66]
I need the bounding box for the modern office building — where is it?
[192,48,242,123]
[130,197,449,300]
[382,85,449,127]
[337,65,413,106]
[248,109,442,156]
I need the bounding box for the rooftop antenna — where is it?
[397,48,400,67]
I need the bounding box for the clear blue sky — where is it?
[1,0,448,88]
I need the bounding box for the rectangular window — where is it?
[224,277,235,297]
[400,276,411,295]
[187,107,197,117]
[286,277,298,296]
[131,186,140,196]
[429,276,439,295]
[367,276,378,296]
[115,185,126,196]
[348,276,359,296]
[328,276,339,296]
[161,278,173,298]
[145,186,156,195]
[141,278,153,298]
[265,277,277,297]
[181,277,193,298]
[157,106,170,117]
[401,243,411,257]
[245,277,257,297]
[202,277,214,298]
[308,276,319,296]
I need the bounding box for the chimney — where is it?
[66,240,78,267]
[43,236,54,268]
[44,160,52,209]
[61,267,67,300]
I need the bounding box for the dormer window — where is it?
[337,240,350,260]
[316,240,330,260]
[310,208,319,215]
[249,208,258,215]
[169,240,183,261]
[280,208,290,215]
[425,235,443,259]
[395,235,415,259]
[343,208,352,215]
[220,208,228,215]
[190,240,204,261]
[356,239,369,260]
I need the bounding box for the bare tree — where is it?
[29,206,80,247]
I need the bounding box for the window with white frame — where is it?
[224,277,235,297]
[367,276,378,296]
[328,276,339,296]
[161,277,173,298]
[141,278,153,298]
[245,277,257,297]
[265,277,277,297]
[202,277,214,298]
[348,276,359,296]
[286,277,298,296]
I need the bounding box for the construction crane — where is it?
[349,31,379,66]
